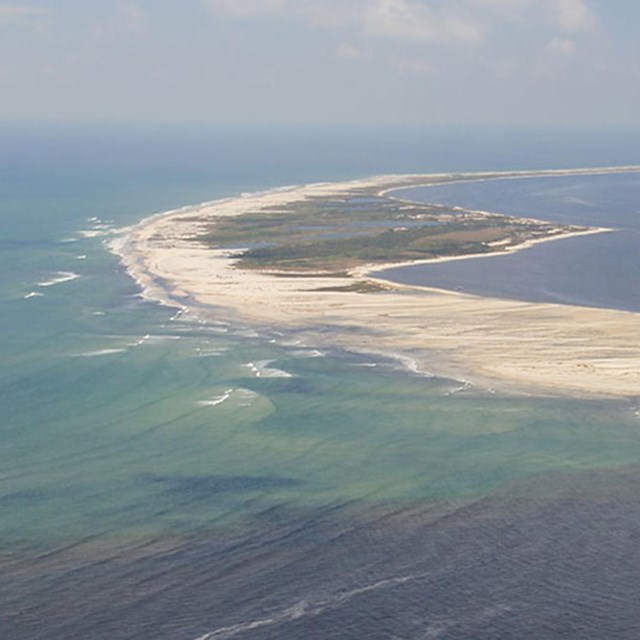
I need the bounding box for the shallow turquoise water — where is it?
[2,124,640,639]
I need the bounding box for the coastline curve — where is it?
[112,167,640,398]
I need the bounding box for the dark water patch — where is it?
[349,219,438,228]
[142,474,302,498]
[5,470,640,639]
[256,376,316,395]
[377,230,640,312]
[0,489,50,507]
[345,197,385,206]
[381,172,640,311]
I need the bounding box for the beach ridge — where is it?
[113,166,640,398]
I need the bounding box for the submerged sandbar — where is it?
[116,167,640,398]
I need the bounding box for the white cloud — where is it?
[532,36,581,77]
[202,0,484,47]
[548,0,595,33]
[475,0,531,8]
[545,37,577,56]
[443,16,484,45]
[363,0,483,45]
[293,1,363,29]
[471,0,533,18]
[202,0,285,18]
[200,0,596,56]
[90,1,148,40]
[363,0,437,42]
[115,1,147,35]
[336,42,368,60]
[388,54,433,75]
[467,0,598,35]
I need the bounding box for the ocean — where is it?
[1,123,640,639]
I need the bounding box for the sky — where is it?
[1,0,639,126]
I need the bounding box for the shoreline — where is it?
[359,226,613,286]
[379,163,640,201]
[113,166,640,398]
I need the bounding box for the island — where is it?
[115,167,640,398]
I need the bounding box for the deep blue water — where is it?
[380,172,640,311]
[2,124,640,639]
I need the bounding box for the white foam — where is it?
[24,291,44,299]
[126,334,182,347]
[207,325,229,334]
[83,217,114,234]
[193,572,421,639]
[194,347,228,357]
[392,354,435,378]
[278,338,303,347]
[106,233,127,255]
[78,229,109,238]
[37,271,81,287]
[169,308,188,322]
[77,348,127,357]
[127,334,152,347]
[235,388,260,407]
[245,360,293,378]
[444,381,473,396]
[197,389,234,407]
[237,329,260,338]
[290,349,325,358]
[75,255,87,260]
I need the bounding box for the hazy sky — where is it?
[1,0,639,125]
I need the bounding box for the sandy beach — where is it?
[115,167,640,398]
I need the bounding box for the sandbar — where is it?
[114,167,640,398]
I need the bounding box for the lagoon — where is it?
[380,172,640,312]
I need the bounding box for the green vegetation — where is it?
[198,194,580,273]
